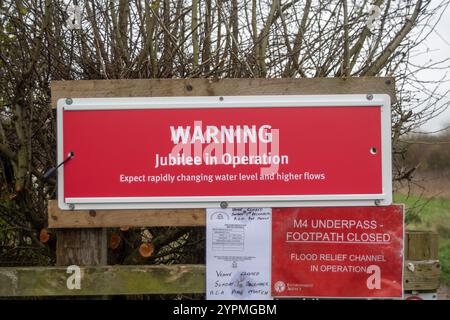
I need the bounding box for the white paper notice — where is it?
[206,208,272,300]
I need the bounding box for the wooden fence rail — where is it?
[0,265,205,297]
[0,260,440,297]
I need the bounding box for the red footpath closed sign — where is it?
[271,205,404,298]
[57,95,391,210]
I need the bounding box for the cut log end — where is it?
[39,229,50,243]
[139,243,155,258]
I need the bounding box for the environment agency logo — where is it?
[274,281,286,293]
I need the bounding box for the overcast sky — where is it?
[411,2,450,132]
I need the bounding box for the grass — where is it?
[394,194,450,285]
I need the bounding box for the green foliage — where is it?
[394,194,450,224]
[439,238,450,285]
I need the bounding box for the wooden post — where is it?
[55,228,107,299]
[405,230,439,261]
[56,228,107,266]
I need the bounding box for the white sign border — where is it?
[57,94,392,210]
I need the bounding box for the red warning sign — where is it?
[271,205,404,298]
[57,95,392,210]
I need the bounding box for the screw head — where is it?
[220,201,228,209]
[69,203,75,210]
[374,200,381,206]
[366,94,373,101]
[66,98,73,105]
[219,96,224,101]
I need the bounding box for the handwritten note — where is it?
[206,208,272,300]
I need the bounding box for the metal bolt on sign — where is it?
[66,98,73,105]
[366,94,373,101]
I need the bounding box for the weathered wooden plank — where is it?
[51,77,396,107]
[405,230,439,261]
[48,200,206,228]
[0,265,205,297]
[404,260,441,291]
[0,260,439,296]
